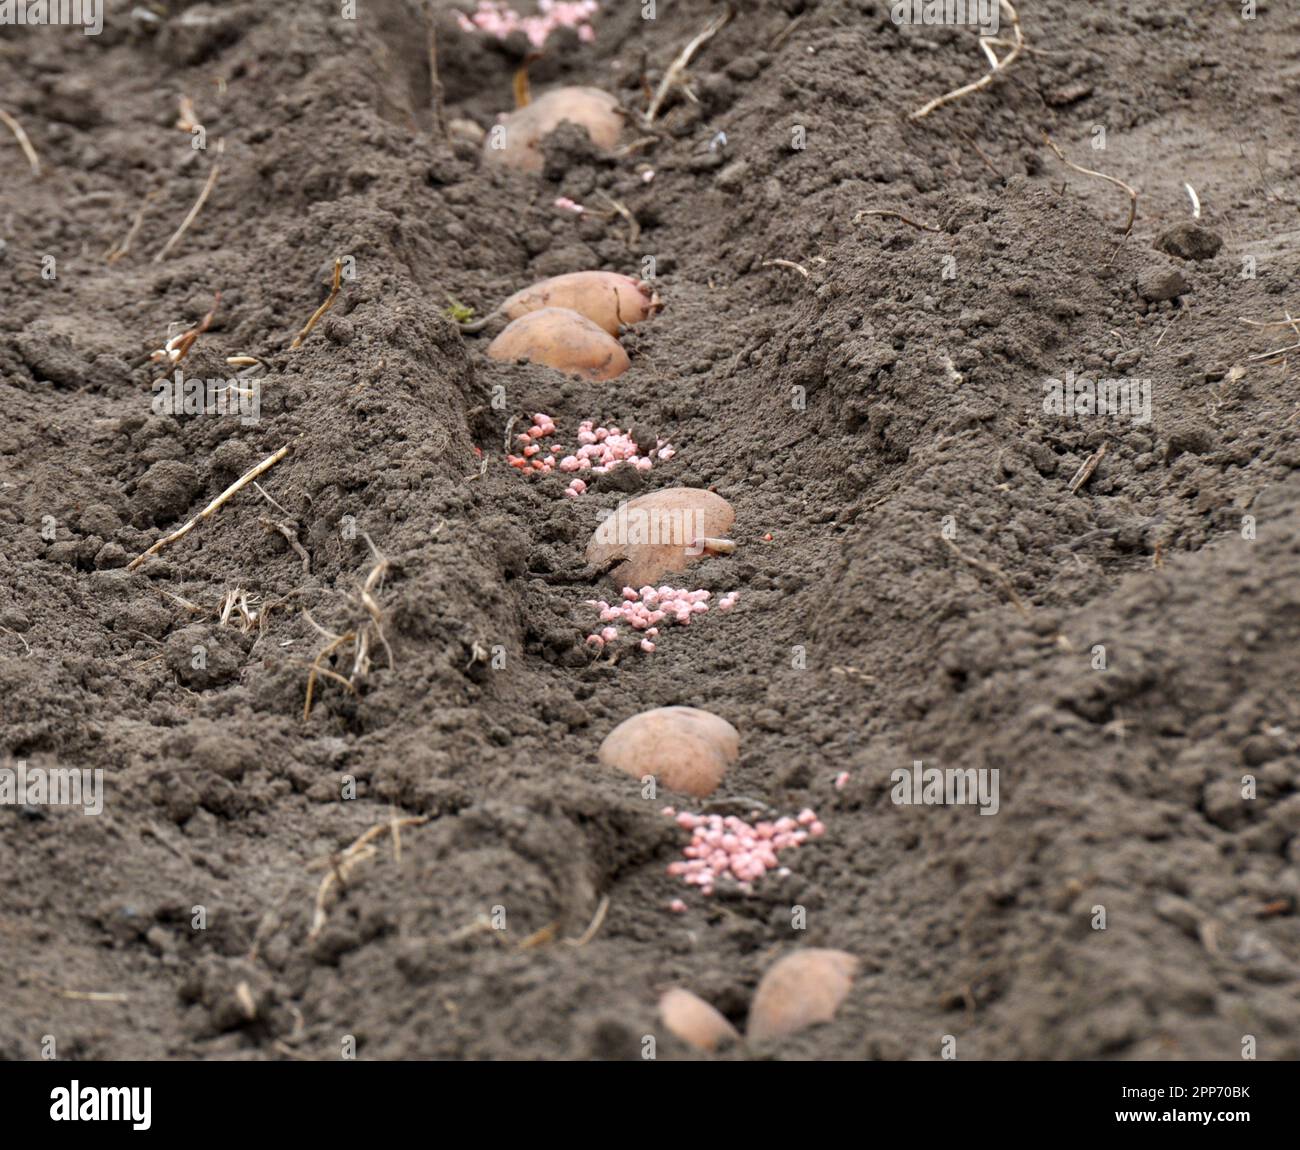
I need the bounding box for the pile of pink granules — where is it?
[506,414,675,498]
[584,585,738,654]
[456,1,598,48]
[662,808,825,903]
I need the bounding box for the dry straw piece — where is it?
[154,138,224,262]
[910,0,1023,120]
[940,534,1031,621]
[307,816,429,941]
[301,534,395,720]
[1241,311,1300,362]
[761,258,810,279]
[1067,441,1107,494]
[0,107,41,175]
[127,445,290,571]
[291,258,344,349]
[644,3,734,125]
[1042,132,1138,235]
[106,189,162,263]
[854,208,943,233]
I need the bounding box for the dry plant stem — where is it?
[308,817,429,940]
[0,625,31,654]
[855,208,943,232]
[1240,317,1300,330]
[168,292,220,365]
[106,189,161,263]
[565,895,610,947]
[940,535,1030,620]
[443,916,495,944]
[158,588,204,613]
[595,190,640,246]
[302,626,356,722]
[300,536,394,718]
[253,480,291,517]
[218,588,259,631]
[261,516,311,574]
[234,982,257,1020]
[154,138,224,262]
[127,444,290,571]
[761,258,810,278]
[965,134,1007,181]
[513,62,532,109]
[175,95,198,132]
[614,135,658,156]
[1067,441,1107,494]
[518,922,559,949]
[291,258,343,349]
[911,1,1023,120]
[0,107,41,175]
[1247,343,1300,362]
[358,534,395,671]
[389,809,405,864]
[768,12,805,51]
[644,4,734,125]
[1244,311,1300,361]
[1042,132,1137,235]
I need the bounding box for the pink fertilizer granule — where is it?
[506,414,674,498]
[456,1,599,50]
[583,585,737,654]
[661,807,824,897]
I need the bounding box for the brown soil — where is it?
[2,0,1298,1061]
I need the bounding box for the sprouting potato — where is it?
[659,988,741,1052]
[598,705,739,798]
[499,272,660,336]
[586,487,734,588]
[747,950,858,1043]
[482,86,623,173]
[487,307,630,380]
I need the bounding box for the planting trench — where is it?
[1,1,1299,1059]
